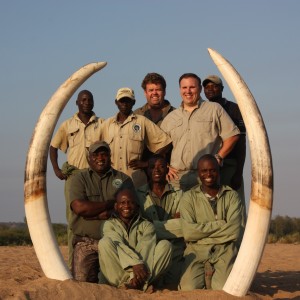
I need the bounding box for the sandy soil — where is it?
[0,244,299,300]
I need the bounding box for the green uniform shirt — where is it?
[69,167,133,239]
[136,183,183,240]
[180,184,243,246]
[101,213,157,270]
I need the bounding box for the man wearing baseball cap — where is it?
[68,140,134,283]
[203,75,246,224]
[99,87,172,188]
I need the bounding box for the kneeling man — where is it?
[98,187,172,291]
[179,154,244,291]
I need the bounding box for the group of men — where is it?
[49,72,246,291]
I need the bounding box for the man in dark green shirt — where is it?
[69,141,133,283]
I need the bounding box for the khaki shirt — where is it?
[134,100,175,127]
[69,167,133,240]
[161,100,240,172]
[99,113,172,187]
[51,113,104,169]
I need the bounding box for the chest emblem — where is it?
[132,123,141,133]
[112,178,123,188]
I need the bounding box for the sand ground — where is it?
[0,244,299,300]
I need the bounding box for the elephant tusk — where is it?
[208,48,273,296]
[24,62,107,280]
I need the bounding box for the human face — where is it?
[76,92,94,114]
[180,77,201,107]
[148,158,168,183]
[88,149,111,175]
[115,98,135,116]
[114,190,138,222]
[204,82,223,102]
[198,158,220,189]
[144,83,166,109]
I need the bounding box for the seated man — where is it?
[136,155,185,289]
[179,154,244,291]
[98,187,173,291]
[69,141,133,283]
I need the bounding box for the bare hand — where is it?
[173,212,180,219]
[166,165,179,181]
[98,209,113,220]
[132,263,149,285]
[128,160,148,170]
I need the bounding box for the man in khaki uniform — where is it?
[160,73,240,191]
[134,73,175,163]
[98,187,172,291]
[49,90,104,268]
[99,87,172,187]
[69,141,133,282]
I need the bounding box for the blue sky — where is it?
[1,1,299,223]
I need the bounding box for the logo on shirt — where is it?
[132,123,141,133]
[112,179,123,188]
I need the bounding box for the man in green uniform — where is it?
[98,188,173,291]
[179,154,244,291]
[136,155,185,289]
[69,141,133,283]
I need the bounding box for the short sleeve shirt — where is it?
[160,100,240,171]
[51,113,104,169]
[99,113,171,184]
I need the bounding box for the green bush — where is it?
[267,216,300,243]
[0,223,67,246]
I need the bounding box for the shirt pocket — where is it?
[195,118,213,133]
[86,192,102,203]
[67,125,80,148]
[103,136,114,154]
[170,119,183,141]
[128,130,144,155]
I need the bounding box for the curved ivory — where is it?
[208,48,273,296]
[24,62,107,280]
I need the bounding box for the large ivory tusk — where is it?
[208,48,273,296]
[24,62,107,280]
